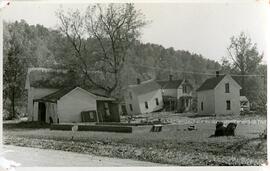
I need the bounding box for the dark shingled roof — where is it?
[36,86,76,102]
[197,75,226,91]
[129,80,161,95]
[156,80,183,89]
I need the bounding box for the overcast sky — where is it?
[2,1,269,63]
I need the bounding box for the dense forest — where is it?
[3,4,266,118]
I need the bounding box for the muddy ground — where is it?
[3,121,267,166]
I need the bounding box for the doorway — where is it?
[38,102,46,122]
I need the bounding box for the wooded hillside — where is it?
[3,19,266,118]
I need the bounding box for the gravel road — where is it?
[3,145,165,167]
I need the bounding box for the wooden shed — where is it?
[33,86,120,123]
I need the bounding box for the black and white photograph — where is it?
[0,0,269,169]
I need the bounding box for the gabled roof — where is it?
[34,86,114,103]
[197,74,242,92]
[196,75,226,91]
[128,80,161,95]
[231,76,243,86]
[156,80,183,89]
[36,86,76,102]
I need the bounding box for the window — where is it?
[201,102,204,111]
[145,101,149,109]
[89,112,94,119]
[129,92,132,99]
[226,100,231,110]
[155,98,159,106]
[183,86,187,93]
[225,83,230,93]
[129,104,133,111]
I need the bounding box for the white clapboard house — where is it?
[196,72,242,116]
[124,79,164,115]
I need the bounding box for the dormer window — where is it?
[225,83,230,93]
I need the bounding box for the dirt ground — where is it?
[3,119,267,166]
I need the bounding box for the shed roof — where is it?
[196,75,226,91]
[34,86,114,103]
[128,80,161,95]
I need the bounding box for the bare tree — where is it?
[226,32,263,95]
[56,3,147,96]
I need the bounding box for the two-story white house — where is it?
[196,72,241,116]
[124,79,164,115]
[157,75,193,112]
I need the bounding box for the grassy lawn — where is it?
[3,119,267,166]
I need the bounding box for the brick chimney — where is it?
[137,78,141,84]
[216,71,220,77]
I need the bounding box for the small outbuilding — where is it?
[25,68,120,123]
[33,86,120,124]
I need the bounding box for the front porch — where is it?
[163,96,192,113]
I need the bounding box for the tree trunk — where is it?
[241,71,245,96]
[11,87,16,119]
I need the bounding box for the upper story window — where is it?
[145,101,149,109]
[129,92,132,99]
[183,85,187,93]
[226,100,231,110]
[155,98,159,106]
[225,83,230,93]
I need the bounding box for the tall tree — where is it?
[56,3,147,96]
[3,22,28,119]
[226,32,263,95]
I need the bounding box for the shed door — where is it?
[38,102,46,122]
